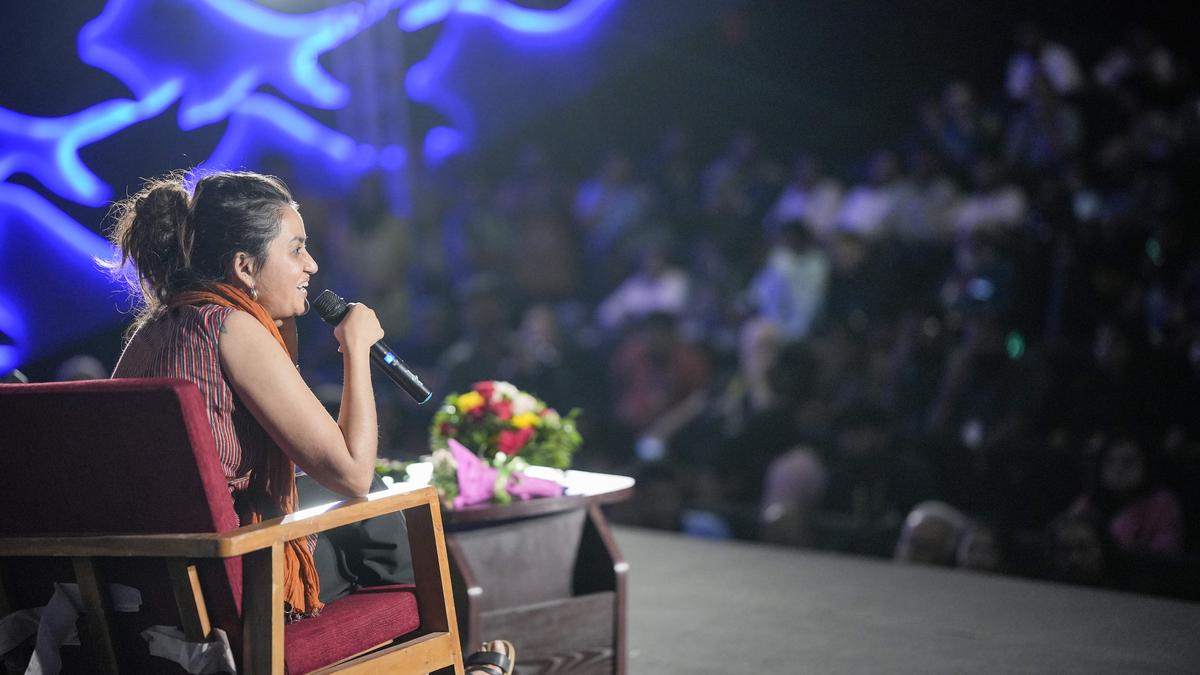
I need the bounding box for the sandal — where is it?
[464,639,516,675]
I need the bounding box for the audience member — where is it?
[1005,23,1085,101]
[436,274,519,393]
[54,354,108,381]
[892,148,959,243]
[836,149,906,239]
[950,156,1029,235]
[763,154,843,240]
[596,238,691,333]
[746,220,831,341]
[575,150,652,277]
[894,501,968,566]
[1004,73,1085,174]
[1070,430,1184,557]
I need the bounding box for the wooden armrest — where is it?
[0,484,441,559]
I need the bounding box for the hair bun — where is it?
[111,177,194,305]
[137,183,190,235]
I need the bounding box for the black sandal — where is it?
[464,639,516,675]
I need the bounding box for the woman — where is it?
[107,170,520,672]
[1070,431,1183,556]
[111,170,382,620]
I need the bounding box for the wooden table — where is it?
[404,467,634,675]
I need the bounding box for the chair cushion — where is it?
[284,584,420,674]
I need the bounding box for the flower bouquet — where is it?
[426,380,582,508]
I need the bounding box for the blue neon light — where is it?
[78,0,376,130]
[377,145,408,172]
[0,82,178,206]
[423,126,467,166]
[0,184,122,367]
[400,0,618,160]
[0,294,25,374]
[206,94,375,192]
[399,0,613,34]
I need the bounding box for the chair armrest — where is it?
[0,484,441,559]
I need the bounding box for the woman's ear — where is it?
[230,251,257,291]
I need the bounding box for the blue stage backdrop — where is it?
[0,0,734,374]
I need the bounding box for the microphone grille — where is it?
[312,289,348,325]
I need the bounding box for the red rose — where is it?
[491,398,513,422]
[467,406,486,420]
[496,427,534,456]
[473,381,495,402]
[439,422,455,437]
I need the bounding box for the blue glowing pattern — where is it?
[0,295,24,374]
[206,94,377,193]
[78,0,378,130]
[1,0,624,370]
[401,0,617,159]
[0,83,178,206]
[0,184,123,369]
[398,0,613,34]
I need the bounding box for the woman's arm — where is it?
[219,305,384,497]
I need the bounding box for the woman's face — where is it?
[253,207,317,321]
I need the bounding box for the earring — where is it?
[250,287,259,301]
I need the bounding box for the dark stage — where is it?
[615,527,1200,674]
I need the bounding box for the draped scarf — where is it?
[170,282,323,618]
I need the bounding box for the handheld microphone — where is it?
[312,289,432,404]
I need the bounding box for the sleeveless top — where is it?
[113,304,274,515]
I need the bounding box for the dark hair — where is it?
[107,170,297,327]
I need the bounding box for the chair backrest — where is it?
[0,378,244,658]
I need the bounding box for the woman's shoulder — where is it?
[218,308,271,336]
[151,302,233,323]
[216,310,287,358]
[168,303,236,337]
[129,303,231,337]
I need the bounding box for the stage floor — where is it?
[613,527,1200,674]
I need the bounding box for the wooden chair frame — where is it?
[0,484,464,675]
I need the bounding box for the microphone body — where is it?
[313,289,432,404]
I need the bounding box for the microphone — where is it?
[312,289,432,404]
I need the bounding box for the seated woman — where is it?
[109,170,514,672]
[1070,430,1183,557]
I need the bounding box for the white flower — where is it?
[431,448,457,471]
[512,392,539,415]
[492,381,520,402]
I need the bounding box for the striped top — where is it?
[113,304,272,509]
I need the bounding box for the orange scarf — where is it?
[170,282,323,618]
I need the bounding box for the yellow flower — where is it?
[511,412,540,429]
[455,391,485,413]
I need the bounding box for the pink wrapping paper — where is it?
[447,438,564,507]
[448,439,498,509]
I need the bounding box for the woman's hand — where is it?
[333,303,385,356]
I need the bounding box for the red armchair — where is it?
[0,378,463,674]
